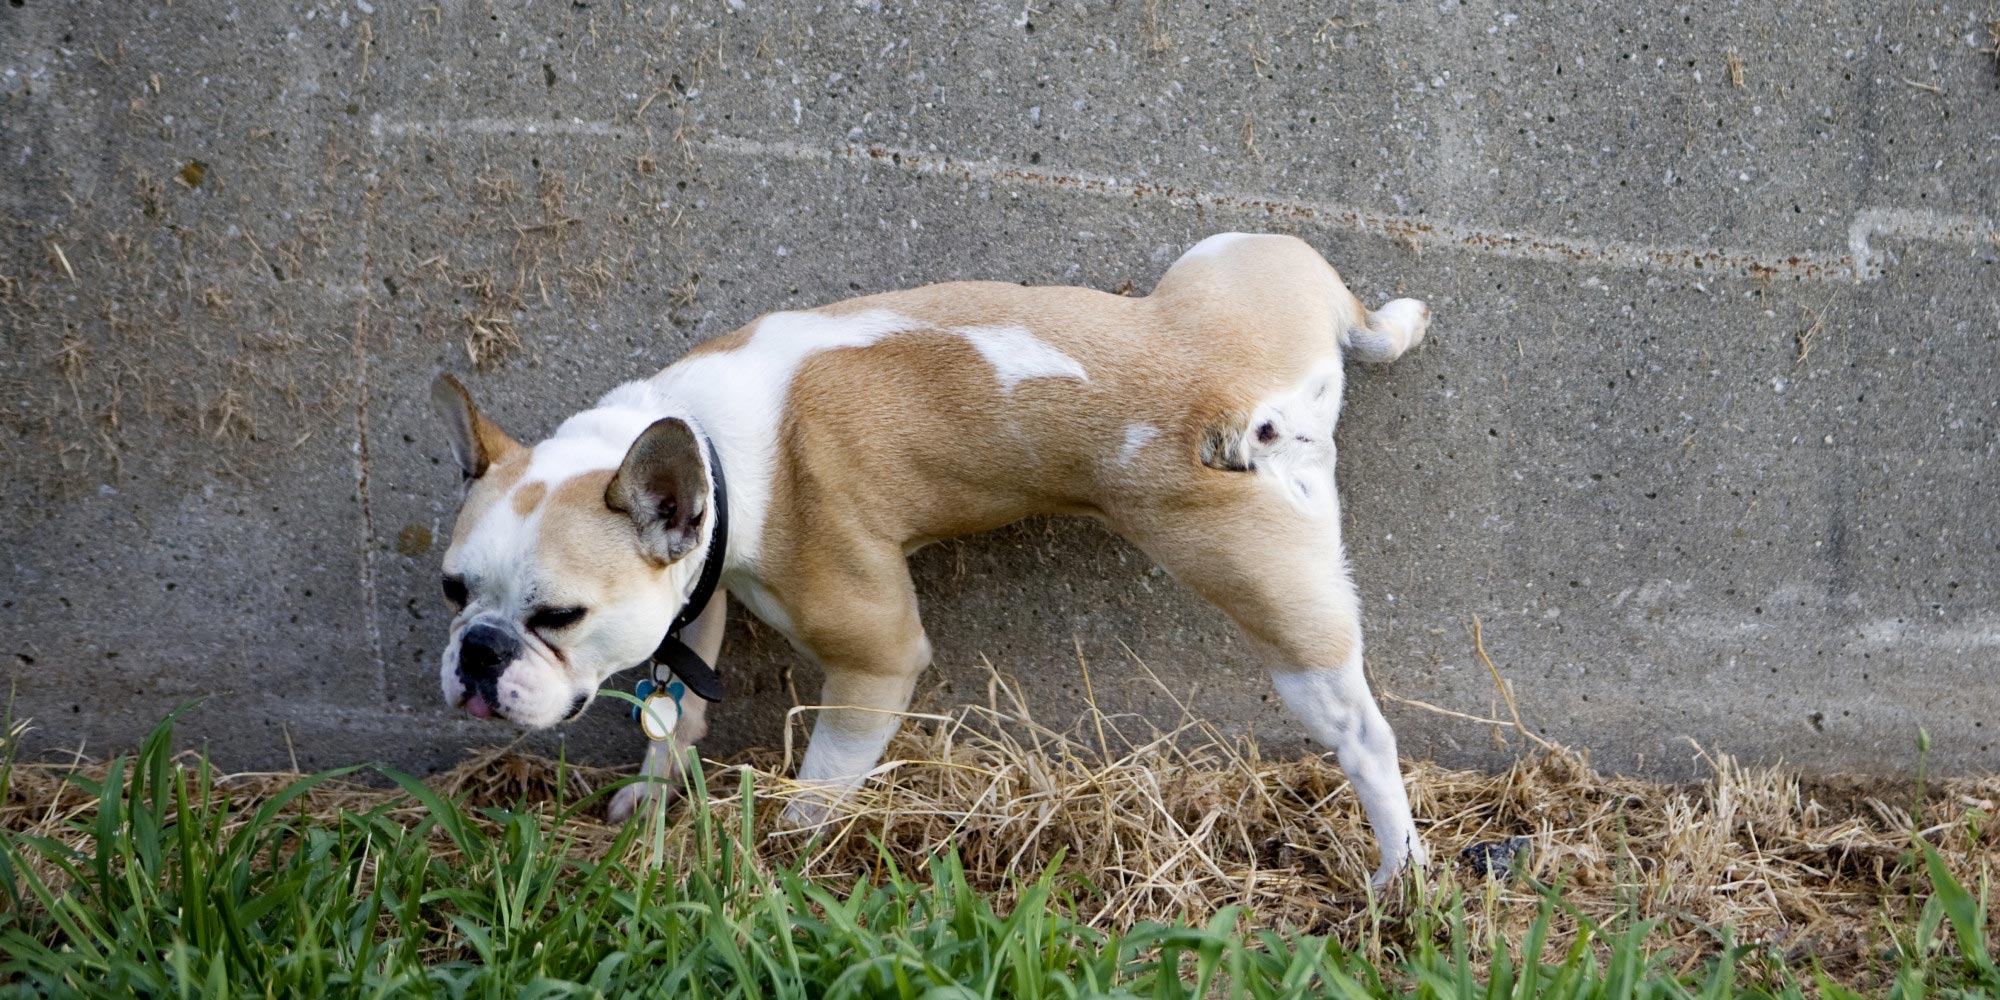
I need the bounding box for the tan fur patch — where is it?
[472,414,523,475]
[447,450,530,548]
[681,326,753,360]
[534,471,660,601]
[511,481,548,516]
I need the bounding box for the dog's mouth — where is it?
[463,689,498,720]
[458,669,505,720]
[452,681,591,726]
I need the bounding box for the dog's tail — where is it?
[1339,296,1429,364]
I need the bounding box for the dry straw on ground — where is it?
[4,670,1995,981]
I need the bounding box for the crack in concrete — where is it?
[352,174,386,700]
[370,115,1997,285]
[352,309,384,700]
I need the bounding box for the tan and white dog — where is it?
[430,233,1431,885]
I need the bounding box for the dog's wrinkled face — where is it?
[429,375,712,728]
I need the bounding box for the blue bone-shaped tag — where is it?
[629,677,658,719]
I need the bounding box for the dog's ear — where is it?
[430,373,521,480]
[605,417,710,564]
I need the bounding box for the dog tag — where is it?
[639,691,680,742]
[639,680,686,742]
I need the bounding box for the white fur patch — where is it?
[1117,423,1159,466]
[796,718,898,786]
[523,406,661,484]
[1343,297,1429,363]
[1246,363,1345,515]
[447,507,537,611]
[949,324,1089,391]
[726,577,797,636]
[1372,298,1428,337]
[786,711,903,827]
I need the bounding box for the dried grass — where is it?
[5,678,1994,980]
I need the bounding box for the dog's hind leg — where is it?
[1115,489,1424,889]
[1264,636,1425,889]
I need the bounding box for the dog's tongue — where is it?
[464,691,495,719]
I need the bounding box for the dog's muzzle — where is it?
[457,622,520,718]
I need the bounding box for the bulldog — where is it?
[429,233,1431,885]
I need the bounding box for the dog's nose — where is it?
[458,623,520,684]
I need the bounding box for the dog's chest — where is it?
[720,571,797,640]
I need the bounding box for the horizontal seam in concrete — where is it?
[1846,207,1998,280]
[372,115,1997,286]
[372,115,627,139]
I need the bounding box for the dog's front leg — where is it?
[610,593,724,822]
[784,663,928,826]
[782,575,932,827]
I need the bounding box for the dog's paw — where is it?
[1368,840,1431,892]
[783,792,850,830]
[1368,861,1405,892]
[609,778,679,823]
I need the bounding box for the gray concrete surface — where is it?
[2,0,1996,780]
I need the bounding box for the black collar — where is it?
[647,433,727,702]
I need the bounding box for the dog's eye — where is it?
[527,606,587,632]
[441,575,469,608]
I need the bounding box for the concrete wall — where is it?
[2,0,1996,780]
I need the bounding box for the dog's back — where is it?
[654,234,1421,549]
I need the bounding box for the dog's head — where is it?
[428,374,715,727]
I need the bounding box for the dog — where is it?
[429,233,1431,886]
